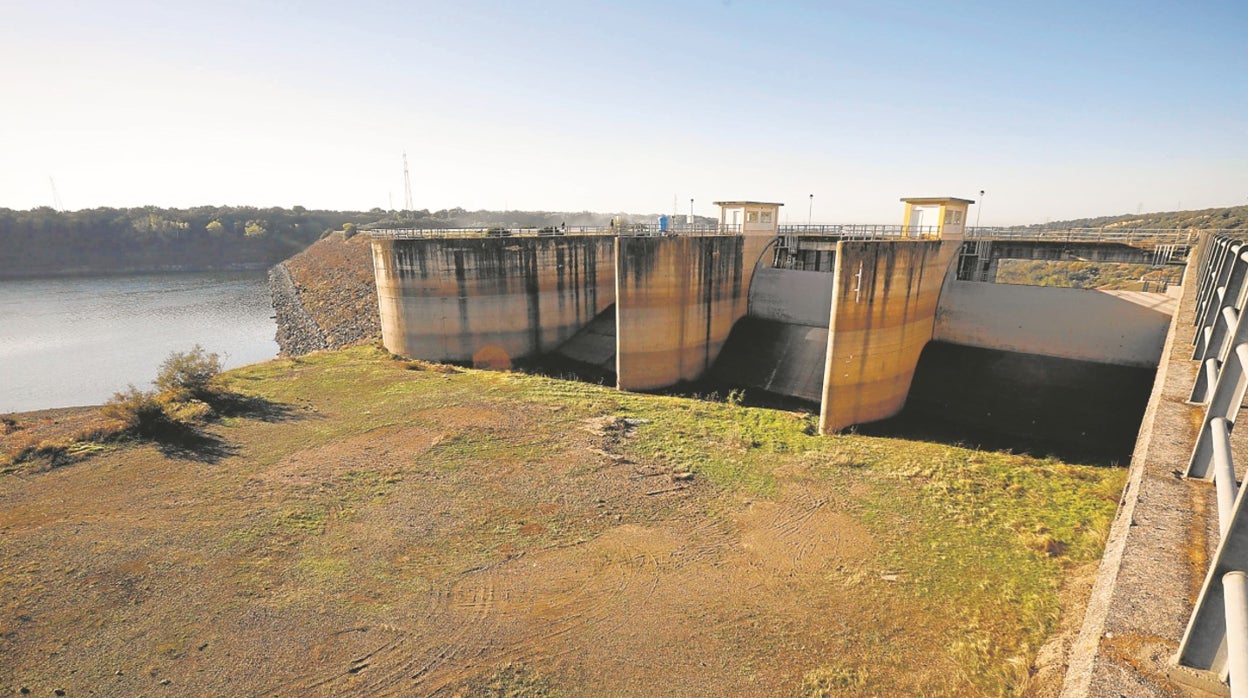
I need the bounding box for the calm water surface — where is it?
[0,272,277,413]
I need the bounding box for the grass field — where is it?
[0,345,1125,696]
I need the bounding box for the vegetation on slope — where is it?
[987,204,1242,289]
[994,259,1180,290]
[1025,203,1248,231]
[0,345,1124,696]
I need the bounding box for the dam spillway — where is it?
[369,199,1192,435]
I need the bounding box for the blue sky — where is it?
[2,0,1245,224]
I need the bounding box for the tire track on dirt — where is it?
[272,524,685,696]
[258,430,872,696]
[735,483,867,585]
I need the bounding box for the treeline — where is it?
[1028,204,1248,231]
[365,208,670,230]
[0,206,374,278]
[0,206,668,278]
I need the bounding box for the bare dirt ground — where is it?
[0,350,1123,696]
[0,420,877,695]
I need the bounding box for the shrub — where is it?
[343,222,358,239]
[162,397,214,424]
[155,345,222,398]
[101,386,172,436]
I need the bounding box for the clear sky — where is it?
[2,0,1246,224]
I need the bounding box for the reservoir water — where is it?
[0,272,277,413]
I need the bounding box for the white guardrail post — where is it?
[1227,571,1248,695]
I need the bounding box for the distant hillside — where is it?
[0,206,670,278]
[0,206,376,279]
[1026,204,1248,231]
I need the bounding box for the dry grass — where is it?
[0,345,1126,696]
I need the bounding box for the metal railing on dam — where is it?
[966,227,1203,245]
[777,224,940,239]
[1178,231,1248,695]
[368,224,1241,246]
[368,223,743,239]
[369,223,943,240]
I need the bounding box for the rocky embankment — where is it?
[269,233,381,356]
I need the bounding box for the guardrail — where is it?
[1178,232,1248,695]
[368,223,742,239]
[966,227,1206,245]
[777,224,940,239]
[367,224,1236,246]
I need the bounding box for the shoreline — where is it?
[0,262,272,281]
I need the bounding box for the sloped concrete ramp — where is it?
[552,304,616,373]
[710,317,827,403]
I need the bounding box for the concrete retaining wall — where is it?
[372,237,615,365]
[982,240,1157,264]
[615,234,772,390]
[819,239,961,433]
[934,281,1173,367]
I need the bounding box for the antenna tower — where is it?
[402,152,414,211]
[49,176,63,211]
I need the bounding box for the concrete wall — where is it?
[748,266,834,327]
[933,281,1174,367]
[615,234,772,390]
[372,237,615,365]
[982,240,1156,264]
[819,239,961,433]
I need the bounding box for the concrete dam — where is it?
[370,198,1192,435]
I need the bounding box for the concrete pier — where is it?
[372,236,615,366]
[614,234,771,390]
[818,238,961,433]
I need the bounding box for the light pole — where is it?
[975,190,985,229]
[808,194,813,227]
[689,198,694,228]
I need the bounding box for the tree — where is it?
[155,345,222,398]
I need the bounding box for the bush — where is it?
[155,345,222,398]
[342,222,358,239]
[101,386,172,436]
